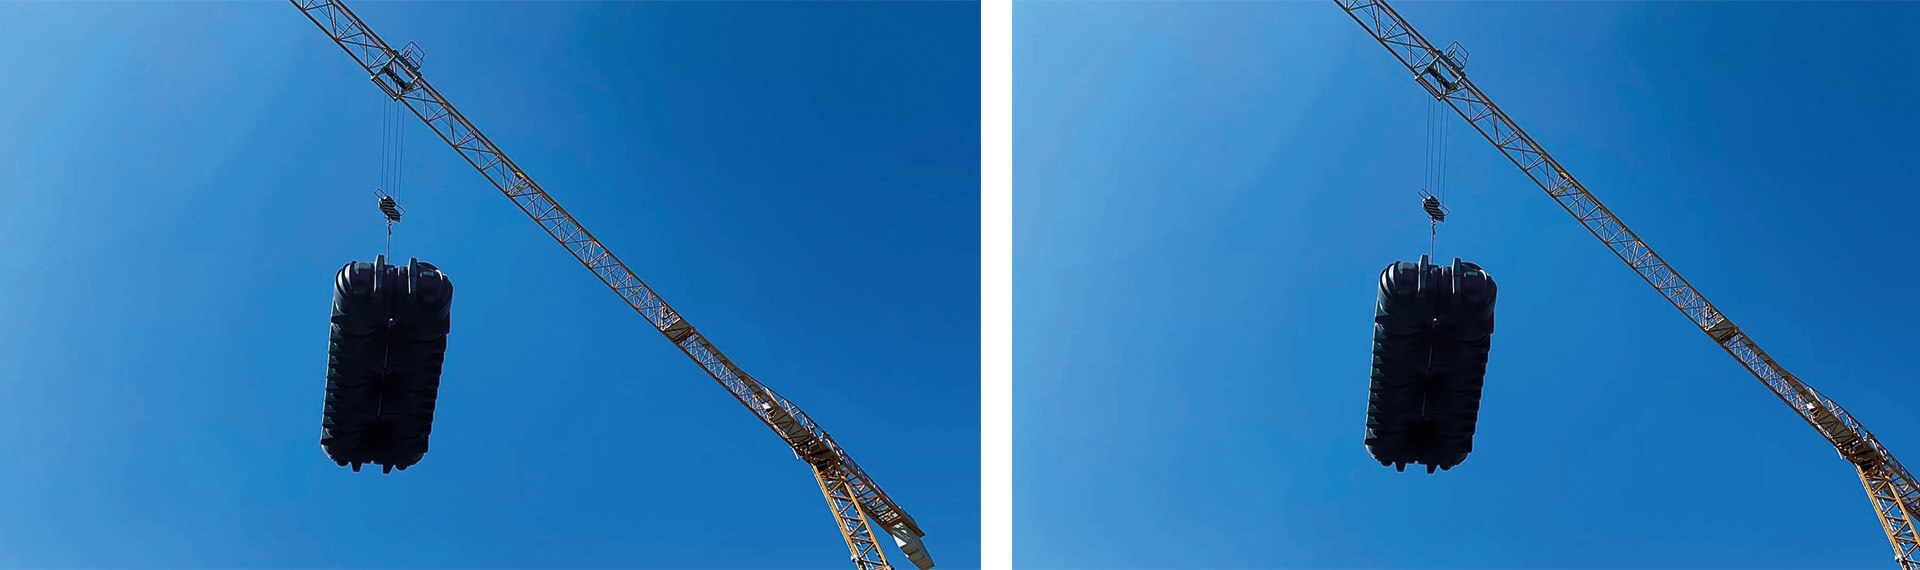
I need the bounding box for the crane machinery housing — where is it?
[290,2,934,569]
[1334,0,1920,566]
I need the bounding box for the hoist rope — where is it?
[1424,97,1434,193]
[1428,220,1437,262]
[380,96,393,193]
[394,98,406,199]
[1420,77,1454,262]
[378,95,406,261]
[1439,97,1449,204]
[1425,97,1440,261]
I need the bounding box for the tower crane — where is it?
[1335,1,1920,566]
[289,2,934,569]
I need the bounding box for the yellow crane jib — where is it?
[290,1,934,568]
[1336,0,1920,566]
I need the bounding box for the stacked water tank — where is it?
[322,255,454,474]
[1365,255,1496,474]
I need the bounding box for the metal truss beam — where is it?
[816,462,894,570]
[1335,0,1920,566]
[289,1,931,567]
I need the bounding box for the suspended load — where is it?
[322,255,453,473]
[1364,255,1496,473]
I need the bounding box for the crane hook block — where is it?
[1364,255,1497,473]
[1419,189,1448,223]
[378,195,403,223]
[322,255,454,474]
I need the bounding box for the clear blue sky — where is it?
[1016,1,1920,568]
[0,2,978,568]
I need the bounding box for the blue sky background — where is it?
[1016,1,1920,568]
[0,2,977,568]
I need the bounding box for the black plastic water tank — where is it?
[1365,256,1437,470]
[379,258,453,470]
[320,255,453,473]
[1363,256,1496,473]
[1422,258,1496,470]
[322,258,392,469]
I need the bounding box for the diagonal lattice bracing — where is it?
[290,1,930,567]
[1336,0,1920,566]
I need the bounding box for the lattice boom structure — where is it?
[291,2,932,568]
[1335,0,1920,565]
[1336,0,1920,560]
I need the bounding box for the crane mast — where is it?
[1334,0,1920,566]
[290,2,933,569]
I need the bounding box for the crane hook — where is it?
[374,189,406,260]
[1419,189,1447,223]
[1418,189,1448,261]
[377,191,404,223]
